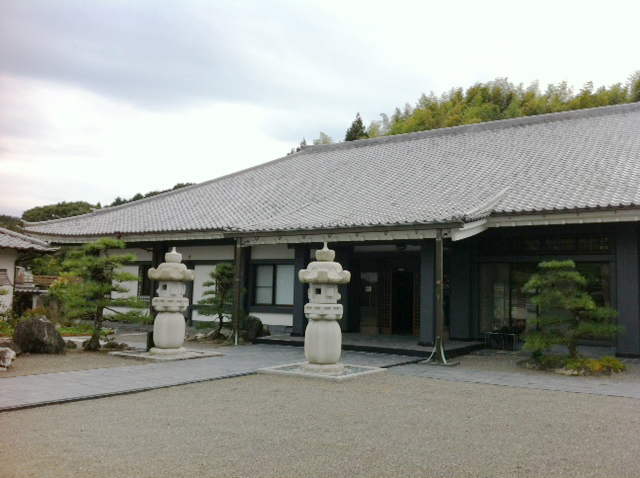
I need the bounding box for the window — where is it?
[478,234,612,256]
[253,264,294,306]
[479,261,612,336]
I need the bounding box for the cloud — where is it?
[1,0,639,217]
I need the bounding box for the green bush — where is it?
[522,354,625,375]
[56,324,101,335]
[565,356,625,375]
[0,322,14,336]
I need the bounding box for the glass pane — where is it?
[510,263,537,334]
[275,265,294,305]
[577,262,611,307]
[478,263,509,333]
[255,286,273,304]
[256,265,273,287]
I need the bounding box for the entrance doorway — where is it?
[392,271,414,334]
[355,253,420,336]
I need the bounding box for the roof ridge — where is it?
[301,102,640,153]
[461,187,512,221]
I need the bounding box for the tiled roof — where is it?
[24,103,640,237]
[0,227,55,251]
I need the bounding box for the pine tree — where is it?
[50,238,147,351]
[522,260,621,358]
[197,263,235,335]
[344,113,368,141]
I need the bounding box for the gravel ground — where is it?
[1,372,639,478]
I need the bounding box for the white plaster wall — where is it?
[192,264,218,304]
[0,250,17,312]
[191,309,229,323]
[112,264,139,299]
[250,244,294,260]
[192,311,292,327]
[179,245,234,261]
[249,312,293,326]
[111,248,153,261]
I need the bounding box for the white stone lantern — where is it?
[147,248,195,354]
[298,243,351,372]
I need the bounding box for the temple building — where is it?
[23,103,640,356]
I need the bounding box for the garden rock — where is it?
[0,347,16,370]
[243,316,267,342]
[0,340,21,356]
[12,317,66,355]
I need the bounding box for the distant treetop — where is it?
[18,182,196,223]
[288,70,640,152]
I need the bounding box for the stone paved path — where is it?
[1,345,638,412]
[390,363,640,399]
[0,345,418,411]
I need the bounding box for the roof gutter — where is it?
[227,222,465,246]
[489,207,640,228]
[26,230,226,245]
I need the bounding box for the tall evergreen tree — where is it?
[49,238,147,351]
[344,112,368,141]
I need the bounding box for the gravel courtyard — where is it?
[1,371,638,478]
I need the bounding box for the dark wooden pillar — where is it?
[419,239,436,345]
[434,231,445,341]
[292,244,309,336]
[335,245,354,332]
[232,239,245,345]
[150,242,170,318]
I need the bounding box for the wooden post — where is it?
[232,238,244,347]
[424,230,458,365]
[435,229,444,341]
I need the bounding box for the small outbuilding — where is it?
[0,227,56,314]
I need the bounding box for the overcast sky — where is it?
[1,0,639,218]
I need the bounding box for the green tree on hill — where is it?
[22,201,98,222]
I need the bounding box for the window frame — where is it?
[249,259,295,312]
[137,263,153,305]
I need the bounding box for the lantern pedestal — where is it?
[150,312,187,352]
[302,319,343,372]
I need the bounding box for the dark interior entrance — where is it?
[392,271,414,334]
[355,252,420,336]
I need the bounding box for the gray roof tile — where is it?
[0,227,55,251]
[24,102,640,237]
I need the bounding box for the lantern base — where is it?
[300,362,345,373]
[149,346,187,355]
